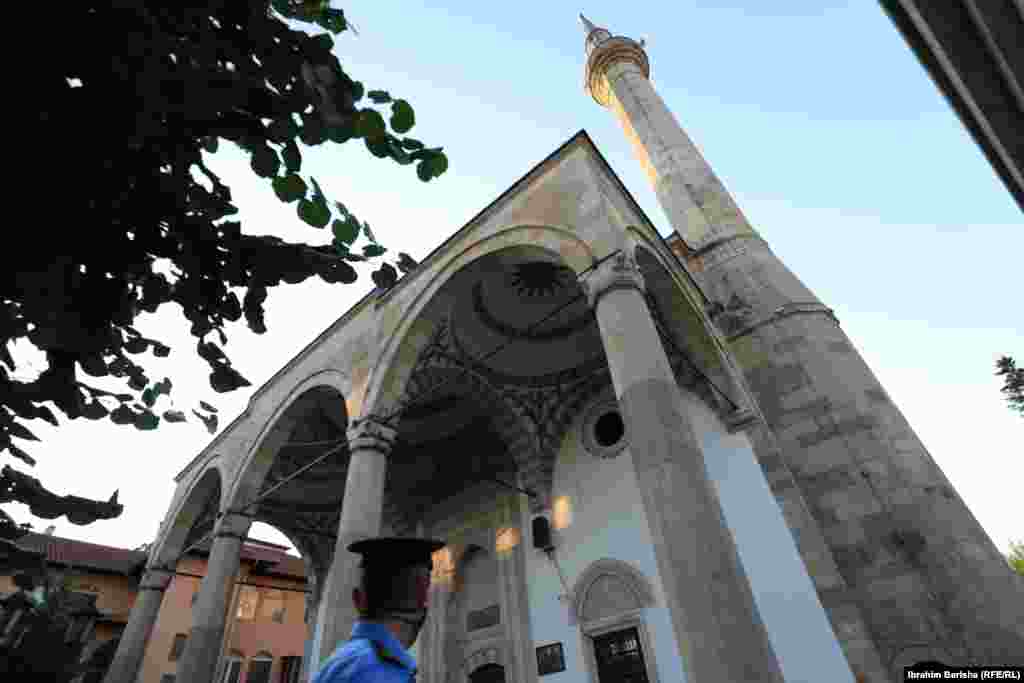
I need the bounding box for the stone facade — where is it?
[580,15,1024,681]
[103,16,1022,683]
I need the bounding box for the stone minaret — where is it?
[580,13,1024,681]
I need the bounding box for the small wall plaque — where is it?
[467,604,500,631]
[536,642,566,676]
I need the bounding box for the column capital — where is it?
[724,406,761,433]
[579,249,646,309]
[139,566,174,591]
[346,415,397,454]
[211,510,252,540]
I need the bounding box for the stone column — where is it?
[175,512,249,683]
[103,566,174,683]
[299,569,323,683]
[580,248,786,682]
[311,416,396,669]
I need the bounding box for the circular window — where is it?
[581,399,629,458]
[593,411,625,447]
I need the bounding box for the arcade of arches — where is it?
[104,133,855,683]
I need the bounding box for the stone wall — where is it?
[680,235,1024,680]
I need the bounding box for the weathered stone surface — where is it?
[773,335,809,354]
[797,414,878,449]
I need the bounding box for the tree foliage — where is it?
[1008,540,1024,577]
[4,3,442,495]
[995,356,1023,417]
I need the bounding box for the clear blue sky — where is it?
[9,2,1020,556]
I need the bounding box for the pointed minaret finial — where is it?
[580,13,597,36]
[579,12,612,56]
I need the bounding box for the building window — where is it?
[237,586,260,621]
[495,527,520,554]
[258,589,286,624]
[221,656,243,683]
[168,633,187,661]
[248,652,274,683]
[593,410,625,447]
[280,655,302,683]
[581,399,629,458]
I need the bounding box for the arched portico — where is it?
[174,372,353,683]
[313,230,613,678]
[104,466,223,683]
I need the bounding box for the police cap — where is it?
[347,537,446,571]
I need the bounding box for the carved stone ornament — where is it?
[346,416,397,454]
[579,250,645,309]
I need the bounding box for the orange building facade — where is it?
[145,540,310,683]
[1,532,309,683]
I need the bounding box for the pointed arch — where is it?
[463,647,505,679]
[570,558,657,623]
[224,368,351,513]
[148,465,223,569]
[361,225,599,423]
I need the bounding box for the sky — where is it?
[8,2,1021,559]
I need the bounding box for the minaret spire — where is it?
[581,17,756,251]
[580,14,1024,681]
[579,12,613,55]
[579,13,597,36]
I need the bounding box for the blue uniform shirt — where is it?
[312,621,417,683]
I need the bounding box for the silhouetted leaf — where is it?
[199,401,218,413]
[197,342,226,364]
[397,253,418,274]
[297,198,330,228]
[390,99,414,134]
[162,410,187,423]
[8,422,40,442]
[251,145,281,178]
[332,217,359,245]
[134,410,159,430]
[367,90,391,103]
[35,406,58,427]
[210,364,251,393]
[192,410,219,435]
[109,405,134,425]
[357,110,386,139]
[273,174,307,203]
[371,263,397,290]
[123,337,147,354]
[8,444,35,466]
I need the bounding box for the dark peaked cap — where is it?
[348,537,446,570]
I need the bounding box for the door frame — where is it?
[579,610,661,683]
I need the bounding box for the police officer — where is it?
[313,537,445,683]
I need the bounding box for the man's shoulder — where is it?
[313,639,408,683]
